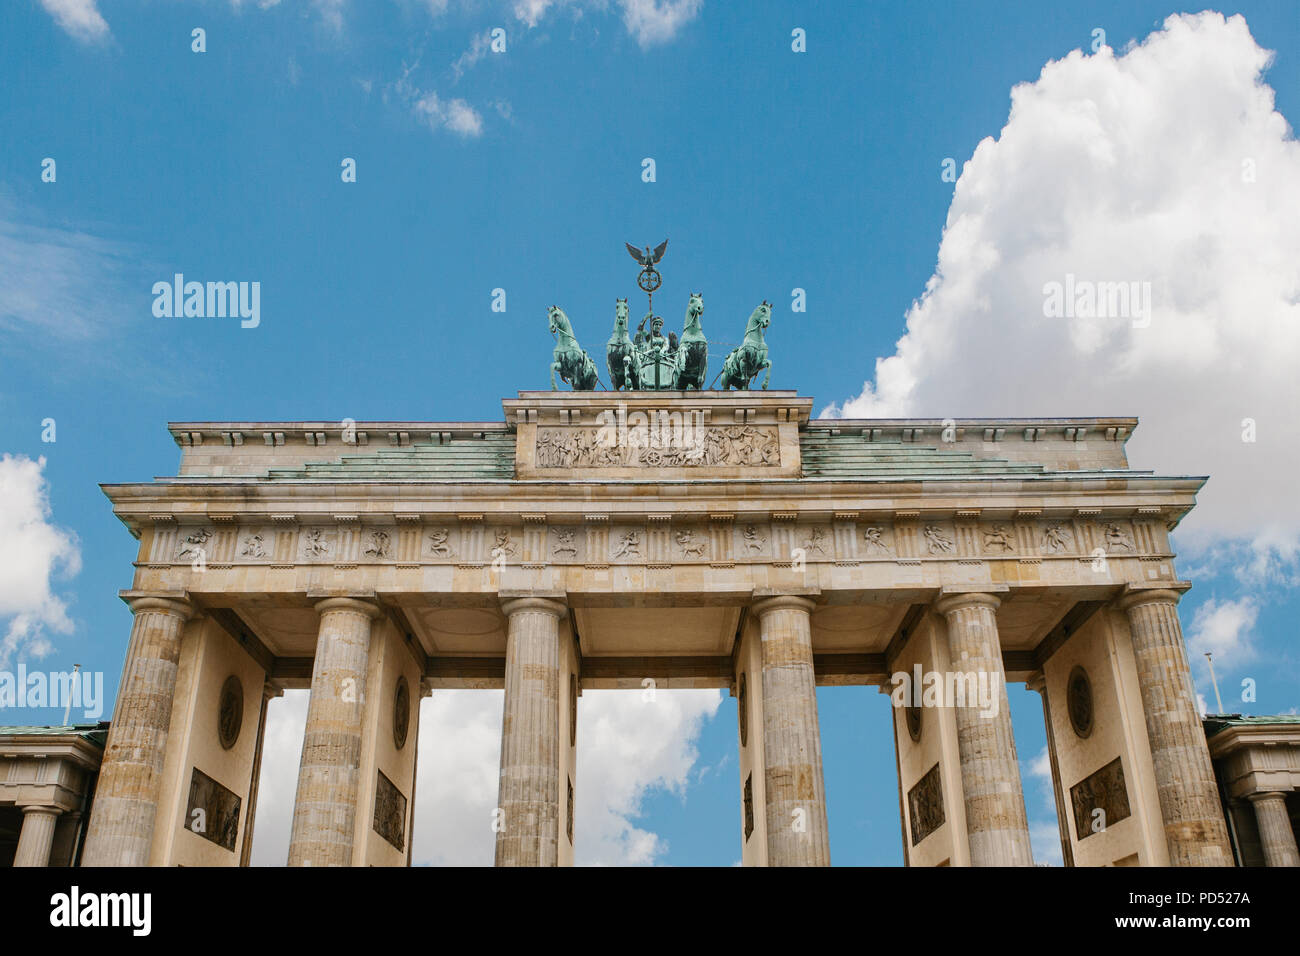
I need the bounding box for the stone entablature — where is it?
[139,511,1175,571]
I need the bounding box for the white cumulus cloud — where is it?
[824,13,1300,568]
[575,688,721,864]
[0,455,81,666]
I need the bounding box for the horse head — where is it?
[749,300,772,331]
[686,292,704,327]
[548,305,569,336]
[614,297,629,332]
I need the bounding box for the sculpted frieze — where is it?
[158,515,1165,569]
[535,424,780,468]
[862,526,892,555]
[1040,522,1073,553]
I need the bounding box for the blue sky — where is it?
[2,0,1298,865]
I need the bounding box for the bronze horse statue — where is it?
[673,292,708,390]
[718,301,772,390]
[549,305,599,390]
[606,298,640,390]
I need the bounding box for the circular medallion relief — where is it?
[738,673,749,747]
[1067,666,1094,738]
[905,703,923,743]
[218,676,243,750]
[393,676,411,751]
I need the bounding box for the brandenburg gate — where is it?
[79,388,1233,867]
[77,252,1236,867]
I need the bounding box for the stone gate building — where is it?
[67,389,1284,866]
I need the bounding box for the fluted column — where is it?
[14,806,61,867]
[81,594,193,866]
[1117,587,1233,866]
[1248,791,1299,867]
[934,591,1033,866]
[754,594,830,866]
[495,596,566,867]
[287,597,380,867]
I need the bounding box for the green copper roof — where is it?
[800,432,1047,479]
[0,724,108,747]
[1203,714,1300,736]
[255,428,1126,483]
[266,432,516,481]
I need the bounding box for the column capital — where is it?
[933,588,1005,616]
[313,596,381,618]
[499,598,566,621]
[751,594,816,617]
[119,590,194,620]
[1025,671,1047,694]
[1246,789,1292,805]
[18,804,62,817]
[1115,582,1191,612]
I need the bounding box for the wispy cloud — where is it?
[511,0,701,46]
[620,0,701,47]
[512,0,569,30]
[230,0,346,31]
[38,0,110,44]
[414,89,484,137]
[0,205,139,341]
[451,31,494,82]
[391,62,485,139]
